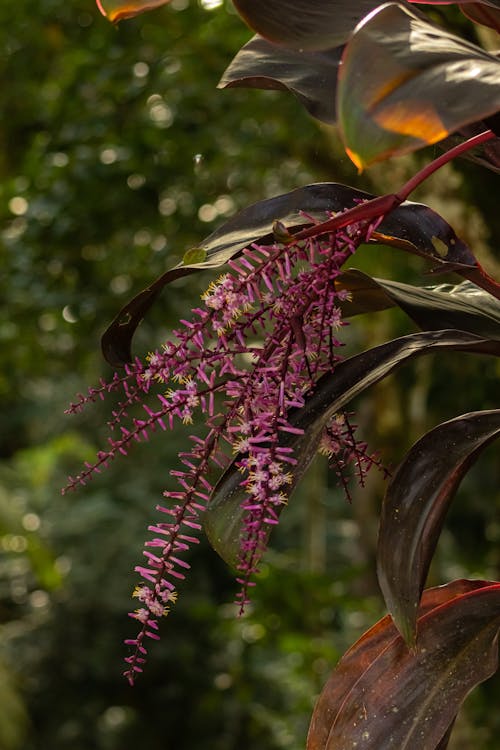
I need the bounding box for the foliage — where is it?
[0,0,499,747]
[1,3,358,748]
[57,1,500,747]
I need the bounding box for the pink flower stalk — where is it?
[64,214,381,684]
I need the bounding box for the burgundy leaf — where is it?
[219,35,342,125]
[96,0,171,22]
[459,2,500,30]
[308,580,500,749]
[336,269,500,339]
[440,119,500,173]
[101,183,477,365]
[378,409,500,645]
[231,0,380,51]
[338,3,500,168]
[307,579,488,750]
[204,331,500,567]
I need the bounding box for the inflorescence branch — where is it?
[65,213,382,683]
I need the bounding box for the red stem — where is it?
[294,131,495,242]
[395,130,496,202]
[292,193,401,242]
[291,130,500,301]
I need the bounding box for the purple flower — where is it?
[64,214,383,683]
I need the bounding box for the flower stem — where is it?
[395,130,495,202]
[295,131,496,243]
[292,130,500,301]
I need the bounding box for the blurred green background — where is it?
[1,1,499,748]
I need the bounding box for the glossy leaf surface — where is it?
[307,580,500,750]
[96,0,170,22]
[337,269,500,339]
[204,403,326,569]
[101,183,477,365]
[378,410,500,645]
[219,35,342,125]
[221,33,500,172]
[308,579,489,750]
[338,3,500,168]
[232,0,380,51]
[204,330,500,567]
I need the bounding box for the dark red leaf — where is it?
[459,2,500,30]
[308,580,500,750]
[307,579,489,750]
[220,35,500,174]
[440,119,500,173]
[218,35,342,125]
[204,331,500,567]
[96,0,170,22]
[336,269,500,339]
[101,183,477,365]
[231,0,380,51]
[378,409,500,645]
[338,3,500,168]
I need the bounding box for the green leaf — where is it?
[377,410,500,646]
[219,35,342,125]
[232,0,380,51]
[101,183,477,365]
[307,580,500,750]
[337,269,500,339]
[338,3,500,169]
[203,330,500,567]
[96,0,171,23]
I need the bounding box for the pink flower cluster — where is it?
[64,216,377,684]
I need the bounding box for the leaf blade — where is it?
[308,580,500,750]
[218,35,342,125]
[338,3,500,168]
[307,579,491,750]
[204,330,500,567]
[459,2,500,31]
[101,183,477,365]
[336,269,500,339]
[96,0,170,22]
[377,409,500,645]
[232,0,380,51]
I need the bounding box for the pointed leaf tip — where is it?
[96,0,171,23]
[378,410,500,644]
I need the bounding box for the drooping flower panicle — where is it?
[64,213,381,684]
